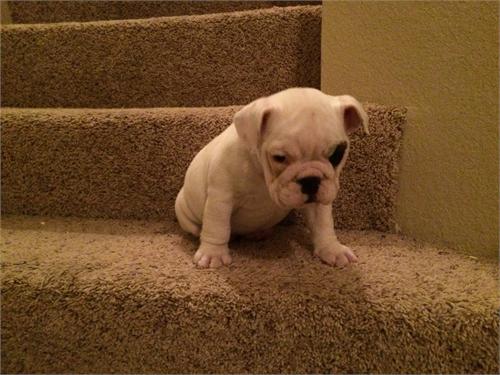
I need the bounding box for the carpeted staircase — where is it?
[1,1,498,373]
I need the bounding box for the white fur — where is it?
[175,88,368,268]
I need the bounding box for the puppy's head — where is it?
[234,88,368,209]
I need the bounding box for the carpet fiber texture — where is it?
[1,5,321,108]
[1,215,498,374]
[8,1,320,23]
[1,104,405,231]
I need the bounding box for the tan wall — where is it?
[322,1,498,257]
[1,1,12,24]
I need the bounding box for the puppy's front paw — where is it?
[193,243,232,268]
[314,242,358,267]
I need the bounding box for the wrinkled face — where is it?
[234,88,368,210]
[258,106,349,209]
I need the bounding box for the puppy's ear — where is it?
[335,95,369,135]
[233,97,274,150]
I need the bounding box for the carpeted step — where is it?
[8,1,320,23]
[1,5,321,108]
[1,104,405,231]
[1,215,498,373]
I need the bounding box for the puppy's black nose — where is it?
[297,176,321,195]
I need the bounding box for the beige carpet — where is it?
[1,104,404,231]
[8,1,319,23]
[1,215,498,373]
[1,5,321,108]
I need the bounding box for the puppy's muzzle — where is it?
[297,176,321,203]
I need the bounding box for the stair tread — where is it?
[1,214,497,373]
[3,214,496,308]
[1,5,321,108]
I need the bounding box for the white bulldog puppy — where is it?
[175,87,369,268]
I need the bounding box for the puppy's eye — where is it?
[329,142,347,167]
[272,155,287,163]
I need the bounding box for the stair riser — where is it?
[1,6,320,108]
[1,106,405,230]
[3,283,497,374]
[8,1,320,23]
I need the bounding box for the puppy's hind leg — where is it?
[175,188,201,237]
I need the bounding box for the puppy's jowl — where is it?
[175,88,369,268]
